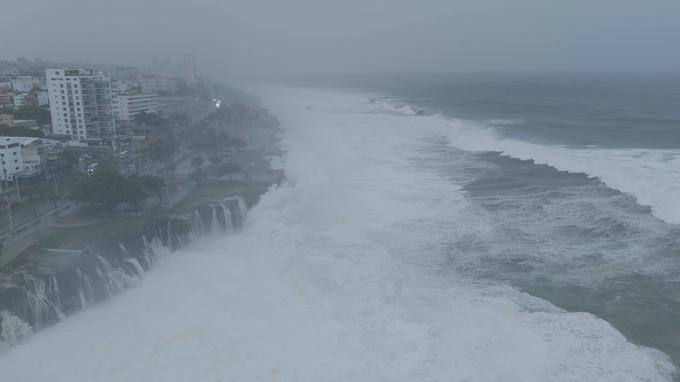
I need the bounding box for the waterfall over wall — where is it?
[0,196,249,351]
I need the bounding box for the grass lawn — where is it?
[39,217,154,250]
[172,181,272,214]
[9,180,273,267]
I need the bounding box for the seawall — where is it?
[0,195,252,351]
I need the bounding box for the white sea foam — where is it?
[443,118,680,225]
[0,87,673,381]
[268,155,285,170]
[366,97,422,116]
[364,98,680,225]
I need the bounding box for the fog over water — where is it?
[3,0,680,77]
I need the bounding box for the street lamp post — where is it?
[6,198,13,231]
[14,176,20,202]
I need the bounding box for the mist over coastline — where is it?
[0,87,675,381]
[2,0,680,380]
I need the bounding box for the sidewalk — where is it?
[0,164,196,269]
[0,197,64,235]
[0,202,78,267]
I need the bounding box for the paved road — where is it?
[0,197,64,235]
[0,164,195,269]
[0,202,78,268]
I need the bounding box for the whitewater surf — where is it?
[0,87,674,381]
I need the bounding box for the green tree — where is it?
[121,175,148,210]
[57,150,80,171]
[135,112,167,127]
[70,170,126,217]
[216,162,241,180]
[149,141,175,162]
[165,162,177,177]
[70,170,149,217]
[139,175,165,203]
[208,155,223,166]
[168,112,189,126]
[226,137,247,149]
[13,105,51,125]
[189,168,205,184]
[0,125,43,137]
[190,156,204,169]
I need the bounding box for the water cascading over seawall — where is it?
[0,196,248,351]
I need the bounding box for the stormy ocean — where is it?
[1,74,679,381]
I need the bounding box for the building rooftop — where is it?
[0,136,41,146]
[0,136,59,147]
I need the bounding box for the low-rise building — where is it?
[140,78,158,94]
[13,93,37,108]
[113,79,138,95]
[114,93,158,121]
[141,77,179,94]
[0,136,58,180]
[37,91,49,106]
[0,93,12,106]
[0,114,14,126]
[158,77,179,93]
[12,76,36,93]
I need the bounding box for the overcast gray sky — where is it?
[2,0,680,80]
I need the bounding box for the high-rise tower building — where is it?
[184,54,197,87]
[46,68,115,141]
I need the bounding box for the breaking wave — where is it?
[365,97,680,225]
[0,88,673,381]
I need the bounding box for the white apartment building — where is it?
[46,68,116,141]
[0,136,57,180]
[113,93,158,121]
[12,76,36,93]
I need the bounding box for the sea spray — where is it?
[0,198,249,353]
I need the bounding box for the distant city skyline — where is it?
[2,0,680,81]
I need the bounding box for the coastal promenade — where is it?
[0,201,77,267]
